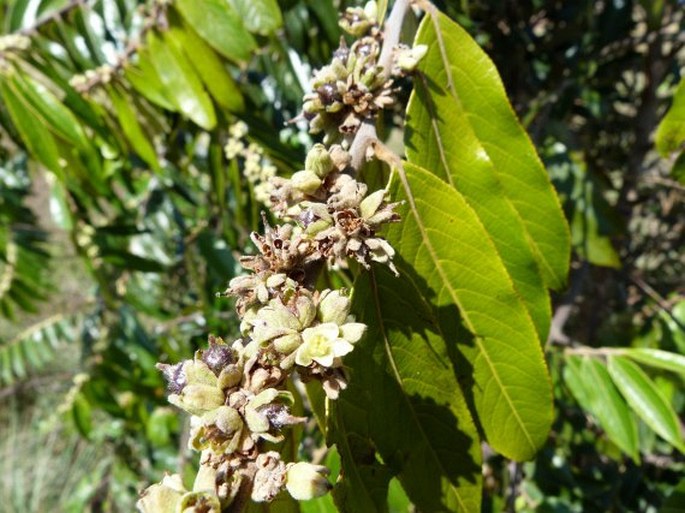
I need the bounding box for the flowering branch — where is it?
[137,2,427,511]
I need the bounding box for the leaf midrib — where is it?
[425,12,565,287]
[396,166,537,454]
[368,268,472,511]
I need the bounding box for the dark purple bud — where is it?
[202,337,234,375]
[157,362,187,394]
[259,403,305,429]
[317,83,338,104]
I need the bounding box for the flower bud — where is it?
[285,462,331,501]
[291,170,323,194]
[201,337,234,375]
[169,384,225,416]
[217,364,243,390]
[273,333,302,354]
[305,144,335,178]
[318,289,351,325]
[137,474,185,513]
[359,189,386,220]
[395,44,428,73]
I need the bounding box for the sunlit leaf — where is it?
[167,12,245,113]
[623,348,685,376]
[146,30,217,130]
[565,356,639,461]
[228,0,282,35]
[608,355,685,452]
[410,12,570,290]
[175,0,256,63]
[386,161,553,461]
[655,80,685,156]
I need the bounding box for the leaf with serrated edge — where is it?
[608,355,685,451]
[386,161,552,461]
[406,42,551,344]
[411,12,570,290]
[340,267,481,512]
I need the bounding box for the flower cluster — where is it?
[139,1,426,511]
[225,121,277,205]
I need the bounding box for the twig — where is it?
[348,0,411,171]
[547,263,588,348]
[631,275,685,332]
[18,0,88,36]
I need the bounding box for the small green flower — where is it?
[305,144,334,178]
[291,170,323,194]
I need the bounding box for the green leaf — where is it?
[175,0,256,63]
[72,393,93,439]
[672,152,685,185]
[328,400,392,513]
[565,154,622,268]
[167,13,245,113]
[655,80,685,156]
[386,162,553,461]
[124,49,178,112]
[146,30,217,130]
[11,72,89,150]
[623,348,685,376]
[228,0,282,35]
[564,356,639,461]
[340,267,482,512]
[108,84,160,172]
[406,41,551,344]
[607,355,685,451]
[0,78,65,179]
[410,12,570,290]
[660,479,685,513]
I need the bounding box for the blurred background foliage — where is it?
[0,0,682,511]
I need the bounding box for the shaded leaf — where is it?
[72,393,93,439]
[339,267,482,512]
[411,12,570,290]
[607,355,685,451]
[387,161,553,461]
[108,84,160,172]
[329,400,392,513]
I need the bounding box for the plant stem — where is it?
[349,0,411,171]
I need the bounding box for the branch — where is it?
[348,0,411,171]
[18,0,88,36]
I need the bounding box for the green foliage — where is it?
[0,0,682,511]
